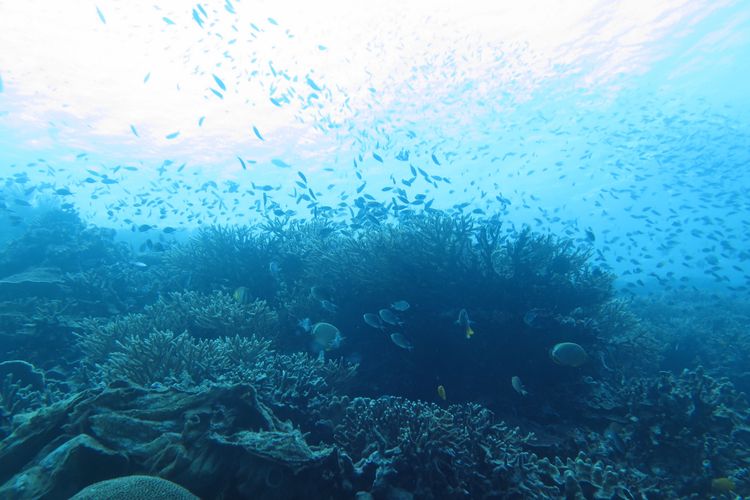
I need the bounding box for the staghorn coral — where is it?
[0,361,49,421]
[490,227,614,312]
[325,395,651,498]
[330,396,530,496]
[165,225,276,295]
[75,290,279,374]
[99,330,271,387]
[83,325,357,423]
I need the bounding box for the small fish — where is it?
[232,286,249,304]
[269,261,282,279]
[390,300,410,311]
[137,224,153,232]
[165,131,180,140]
[320,299,338,313]
[212,74,226,91]
[55,188,72,196]
[252,125,264,141]
[162,226,177,234]
[192,8,204,28]
[511,376,528,396]
[363,313,384,329]
[272,158,291,168]
[378,308,402,326]
[437,385,447,400]
[306,76,322,92]
[131,261,148,268]
[95,6,106,24]
[390,333,413,350]
[456,308,475,339]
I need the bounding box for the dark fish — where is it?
[138,224,153,232]
[390,333,414,350]
[363,313,384,329]
[252,126,264,140]
[390,300,410,311]
[320,300,338,313]
[378,308,402,326]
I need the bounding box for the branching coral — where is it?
[75,290,279,374]
[101,330,271,387]
[326,395,651,498]
[165,225,276,295]
[618,367,750,496]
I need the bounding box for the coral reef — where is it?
[0,383,347,499]
[70,475,199,500]
[0,381,660,500]
[75,290,279,373]
[0,210,748,498]
[618,367,750,497]
[0,360,50,427]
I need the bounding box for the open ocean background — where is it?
[0,1,749,499]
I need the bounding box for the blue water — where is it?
[1,2,750,498]
[1,2,748,295]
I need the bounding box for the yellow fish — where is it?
[456,308,475,339]
[232,286,249,304]
[711,477,735,493]
[465,325,474,339]
[437,385,446,401]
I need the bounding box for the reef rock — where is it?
[0,382,350,499]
